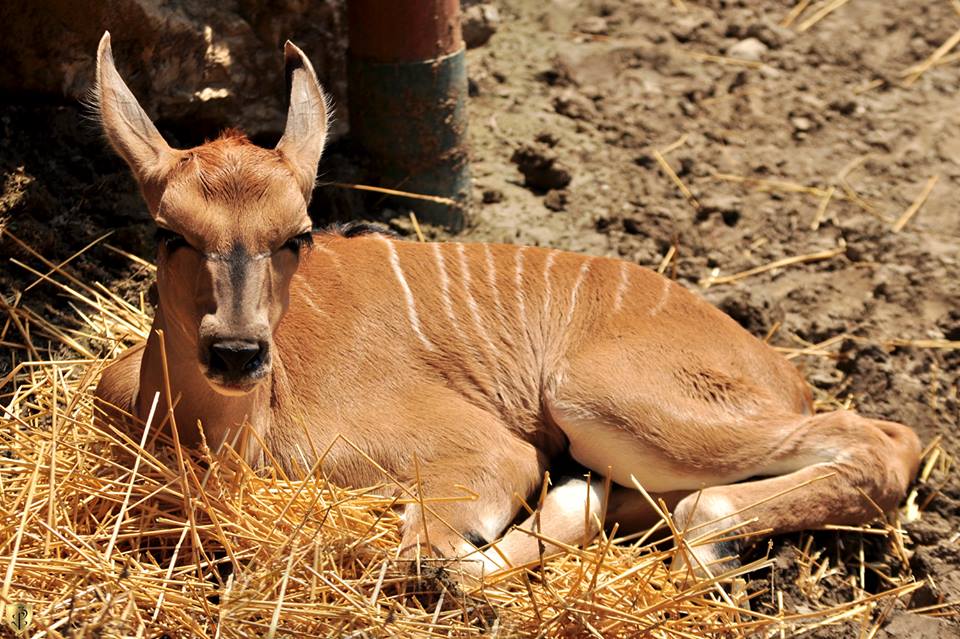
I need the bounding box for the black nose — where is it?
[208,340,265,377]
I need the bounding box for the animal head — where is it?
[95,31,329,394]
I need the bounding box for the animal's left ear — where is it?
[95,31,176,212]
[276,41,330,202]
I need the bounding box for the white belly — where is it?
[548,405,741,493]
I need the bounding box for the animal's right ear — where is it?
[95,31,174,210]
[276,41,329,202]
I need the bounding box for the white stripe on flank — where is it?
[613,261,630,312]
[456,244,473,296]
[382,238,434,351]
[514,246,527,323]
[649,277,672,317]
[566,258,592,327]
[543,250,558,316]
[483,244,505,320]
[294,279,326,316]
[433,243,459,329]
[458,244,501,361]
[313,245,339,260]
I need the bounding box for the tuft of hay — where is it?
[0,230,951,637]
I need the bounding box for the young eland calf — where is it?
[93,31,921,576]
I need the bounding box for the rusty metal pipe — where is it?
[347,0,470,230]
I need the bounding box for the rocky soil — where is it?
[2,1,958,635]
[0,0,346,138]
[461,2,959,635]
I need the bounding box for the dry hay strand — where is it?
[782,0,814,28]
[712,173,842,203]
[901,26,960,86]
[0,231,944,637]
[795,0,855,32]
[714,160,887,222]
[808,185,836,231]
[651,133,699,216]
[328,183,460,207]
[684,51,765,70]
[699,245,846,289]
[409,213,427,244]
[891,175,939,233]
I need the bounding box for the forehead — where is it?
[159,135,307,248]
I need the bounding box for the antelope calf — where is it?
[93,32,921,576]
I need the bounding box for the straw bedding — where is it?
[0,229,945,637]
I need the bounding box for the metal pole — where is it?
[347,0,470,231]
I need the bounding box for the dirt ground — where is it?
[2,0,958,635]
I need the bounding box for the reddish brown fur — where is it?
[92,32,922,578]
[190,132,278,204]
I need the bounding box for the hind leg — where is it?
[548,342,922,572]
[668,412,920,572]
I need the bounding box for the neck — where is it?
[138,306,271,464]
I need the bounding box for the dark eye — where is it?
[283,231,314,254]
[155,227,188,252]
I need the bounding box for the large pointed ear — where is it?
[276,41,330,201]
[95,31,174,211]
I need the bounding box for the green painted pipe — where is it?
[347,0,471,231]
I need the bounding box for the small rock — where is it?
[724,20,747,39]
[544,189,567,211]
[759,65,782,79]
[552,90,598,120]
[905,516,953,546]
[633,153,655,168]
[535,131,560,147]
[727,37,768,62]
[937,309,960,341]
[676,156,695,177]
[798,93,827,110]
[808,367,844,389]
[745,22,792,50]
[580,84,602,100]
[879,612,955,639]
[828,99,858,115]
[462,4,500,49]
[536,67,565,86]
[715,290,774,335]
[467,76,480,97]
[385,211,415,237]
[622,218,643,235]
[482,188,504,204]
[844,243,868,262]
[791,115,815,132]
[577,16,608,35]
[511,144,573,191]
[671,16,705,43]
[698,195,741,226]
[729,70,749,91]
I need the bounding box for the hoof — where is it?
[670,538,742,578]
